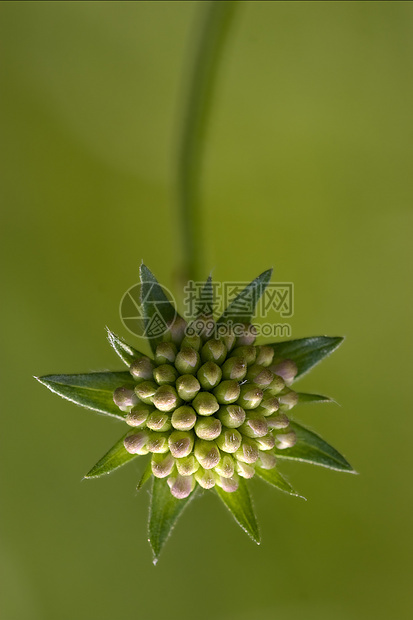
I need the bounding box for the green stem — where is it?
[177,0,238,283]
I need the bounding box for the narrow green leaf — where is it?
[84,432,138,478]
[148,477,198,564]
[255,466,305,499]
[194,275,214,319]
[137,460,153,491]
[106,328,146,366]
[275,421,356,473]
[140,264,185,353]
[36,371,133,420]
[268,336,344,379]
[218,269,273,325]
[215,478,260,544]
[297,392,334,404]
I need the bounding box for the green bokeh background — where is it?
[1,2,412,619]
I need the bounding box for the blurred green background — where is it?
[1,2,412,619]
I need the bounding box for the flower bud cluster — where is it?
[113,320,299,499]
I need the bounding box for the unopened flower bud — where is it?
[239,413,268,438]
[235,323,257,346]
[171,405,197,431]
[235,439,259,464]
[167,316,187,346]
[194,467,215,489]
[237,384,264,409]
[236,460,255,479]
[175,347,200,375]
[201,339,227,365]
[213,380,240,405]
[194,439,220,469]
[152,385,180,412]
[146,411,171,432]
[129,357,155,382]
[147,432,169,453]
[181,334,202,351]
[124,430,149,454]
[134,380,158,404]
[192,392,219,416]
[253,434,276,451]
[176,455,199,476]
[152,363,178,386]
[257,396,280,416]
[217,405,246,428]
[197,361,222,390]
[151,452,175,478]
[194,416,221,440]
[155,342,177,365]
[217,475,239,493]
[269,359,298,386]
[221,356,247,381]
[255,345,274,367]
[176,374,201,401]
[168,430,194,458]
[229,345,256,365]
[266,413,290,429]
[220,331,236,352]
[216,428,242,453]
[258,451,277,470]
[113,386,139,411]
[275,430,297,449]
[266,374,285,396]
[278,389,299,411]
[125,404,153,427]
[214,454,235,478]
[168,473,195,499]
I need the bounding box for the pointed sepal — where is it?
[106,328,147,366]
[268,336,344,379]
[218,269,273,325]
[215,477,261,545]
[84,432,138,478]
[296,392,334,404]
[137,460,153,491]
[255,466,305,499]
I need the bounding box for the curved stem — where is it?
[177,0,239,283]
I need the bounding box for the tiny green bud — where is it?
[221,356,247,381]
[129,357,154,382]
[229,345,256,365]
[134,380,158,404]
[168,430,194,458]
[235,323,257,346]
[113,386,139,411]
[258,451,277,470]
[266,413,290,429]
[194,467,216,489]
[253,433,276,451]
[197,361,222,390]
[171,405,197,431]
[269,359,298,386]
[175,347,200,375]
[215,428,242,453]
[235,439,259,464]
[275,430,297,449]
[124,430,149,454]
[151,452,175,478]
[181,334,202,351]
[194,416,222,440]
[147,432,169,453]
[237,384,264,409]
[153,363,178,386]
[239,413,268,438]
[246,365,274,389]
[266,374,285,396]
[146,411,171,432]
[214,454,235,478]
[217,475,239,493]
[126,403,153,427]
[192,392,219,416]
[176,455,199,476]
[176,374,201,401]
[278,389,299,411]
[217,405,246,428]
[168,473,195,499]
[236,460,255,479]
[213,380,240,405]
[152,385,180,412]
[167,316,187,346]
[201,339,227,365]
[258,396,280,416]
[255,345,274,367]
[194,439,220,469]
[155,342,177,365]
[220,331,236,352]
